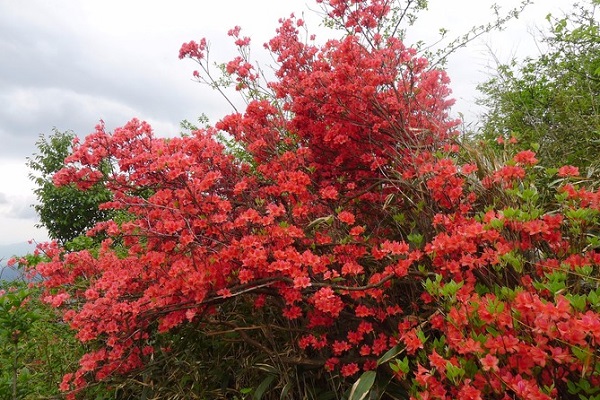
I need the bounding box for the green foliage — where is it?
[0,280,85,399]
[348,371,376,400]
[0,284,38,400]
[477,0,600,171]
[27,129,113,244]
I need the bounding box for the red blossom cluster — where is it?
[29,0,600,398]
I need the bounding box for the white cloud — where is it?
[0,160,48,245]
[0,215,48,246]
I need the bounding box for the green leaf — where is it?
[307,215,334,230]
[392,213,405,224]
[588,290,600,307]
[377,344,405,366]
[280,382,292,399]
[440,280,463,298]
[407,233,424,247]
[571,346,591,364]
[489,218,505,229]
[396,357,411,374]
[566,379,580,395]
[501,252,523,273]
[254,375,276,399]
[348,371,376,400]
[416,329,428,344]
[567,294,587,312]
[445,362,465,384]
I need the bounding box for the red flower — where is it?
[428,349,447,373]
[349,225,365,236]
[341,261,364,276]
[332,340,351,355]
[480,353,499,372]
[283,306,303,319]
[458,381,483,400]
[227,26,242,37]
[494,165,526,183]
[355,304,375,317]
[461,163,478,174]
[337,210,356,225]
[320,185,339,200]
[312,287,344,317]
[558,165,579,177]
[381,240,410,255]
[402,329,423,354]
[324,357,339,372]
[33,1,600,395]
[293,276,311,288]
[341,363,360,377]
[513,150,538,166]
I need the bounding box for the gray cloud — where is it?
[11,195,38,220]
[0,1,236,163]
[0,193,37,220]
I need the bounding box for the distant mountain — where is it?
[0,241,36,260]
[0,265,23,282]
[0,241,36,282]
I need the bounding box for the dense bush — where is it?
[0,279,85,399]
[12,0,600,399]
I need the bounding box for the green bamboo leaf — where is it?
[307,215,334,230]
[377,344,405,366]
[280,382,292,400]
[254,374,276,399]
[348,371,376,400]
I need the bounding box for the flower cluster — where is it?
[30,0,600,398]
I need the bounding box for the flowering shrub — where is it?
[27,0,600,398]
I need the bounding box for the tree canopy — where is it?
[477,0,600,170]
[27,130,112,245]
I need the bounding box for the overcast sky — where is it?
[0,0,570,248]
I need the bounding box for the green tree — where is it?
[477,0,600,170]
[27,129,112,244]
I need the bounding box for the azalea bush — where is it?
[21,0,600,398]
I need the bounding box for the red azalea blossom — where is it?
[325,357,340,371]
[349,225,365,236]
[341,363,360,377]
[513,150,538,166]
[312,287,344,317]
[558,165,580,177]
[480,353,499,372]
[24,0,600,397]
[338,210,356,225]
